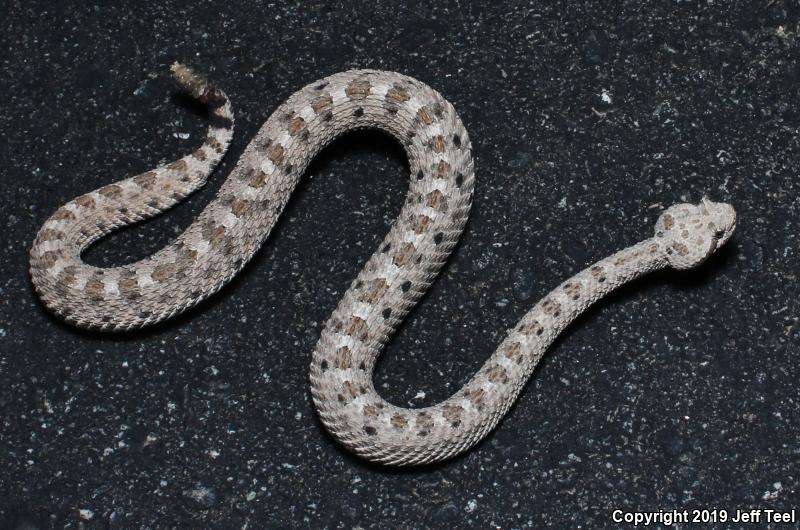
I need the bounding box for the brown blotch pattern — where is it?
[563,282,581,300]
[590,265,606,283]
[334,346,353,369]
[487,364,509,385]
[410,214,432,234]
[75,195,95,209]
[311,95,333,113]
[177,246,198,265]
[468,387,486,408]
[267,143,285,165]
[98,184,123,200]
[342,380,359,400]
[231,199,251,217]
[385,85,410,103]
[37,228,64,242]
[345,79,371,100]
[358,278,388,304]
[167,159,188,172]
[393,242,416,267]
[208,137,225,154]
[85,274,106,301]
[51,208,76,221]
[443,404,464,427]
[426,190,448,212]
[151,262,176,282]
[288,116,305,136]
[416,106,434,125]
[672,242,690,256]
[39,250,61,269]
[391,413,408,430]
[504,341,524,364]
[56,266,78,295]
[435,160,450,179]
[248,170,269,188]
[520,319,544,336]
[118,270,140,299]
[133,171,157,190]
[342,316,367,340]
[363,404,380,419]
[201,221,227,245]
[431,135,445,153]
[542,299,561,316]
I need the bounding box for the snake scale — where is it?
[29,64,736,466]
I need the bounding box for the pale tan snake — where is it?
[29,64,737,466]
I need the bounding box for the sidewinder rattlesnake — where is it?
[29,64,737,465]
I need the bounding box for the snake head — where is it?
[655,198,737,270]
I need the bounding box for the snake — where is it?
[29,64,737,466]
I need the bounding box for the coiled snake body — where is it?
[29,64,736,466]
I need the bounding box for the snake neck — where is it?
[533,237,669,337]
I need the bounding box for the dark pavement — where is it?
[1,1,798,527]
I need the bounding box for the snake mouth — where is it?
[714,220,736,249]
[714,211,737,250]
[701,197,737,250]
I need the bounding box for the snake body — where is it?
[29,65,736,466]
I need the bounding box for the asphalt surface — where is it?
[1,1,798,528]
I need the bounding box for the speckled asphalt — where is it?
[1,1,798,528]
